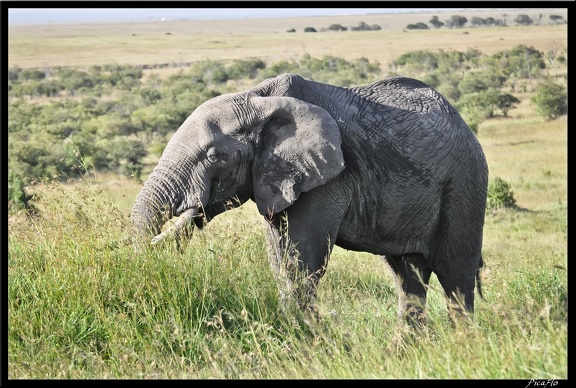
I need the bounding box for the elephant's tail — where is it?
[476,256,484,299]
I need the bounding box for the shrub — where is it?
[406,23,429,30]
[304,27,317,33]
[227,58,266,80]
[531,78,567,119]
[487,177,516,210]
[8,170,35,213]
[328,24,347,32]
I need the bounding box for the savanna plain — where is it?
[8,9,567,379]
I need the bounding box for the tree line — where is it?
[407,13,566,30]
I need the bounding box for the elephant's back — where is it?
[351,76,454,116]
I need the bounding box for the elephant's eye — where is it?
[206,148,228,164]
[206,148,219,163]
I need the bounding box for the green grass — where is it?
[8,104,567,378]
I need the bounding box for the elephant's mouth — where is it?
[151,199,233,245]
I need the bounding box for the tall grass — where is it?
[8,112,567,379]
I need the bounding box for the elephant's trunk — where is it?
[130,161,205,247]
[130,183,171,242]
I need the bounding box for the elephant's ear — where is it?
[251,96,345,216]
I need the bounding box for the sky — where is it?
[7,8,461,25]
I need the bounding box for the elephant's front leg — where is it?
[264,204,340,315]
[264,217,299,311]
[264,217,323,313]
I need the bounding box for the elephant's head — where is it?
[130,91,345,245]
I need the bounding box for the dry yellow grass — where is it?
[8,8,567,70]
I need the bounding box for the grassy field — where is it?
[8,9,567,380]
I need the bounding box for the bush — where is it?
[8,170,35,213]
[304,27,317,33]
[531,78,567,119]
[227,58,266,80]
[406,23,429,30]
[487,177,516,210]
[328,24,347,32]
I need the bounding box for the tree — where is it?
[458,71,506,95]
[328,24,347,31]
[21,69,46,81]
[406,22,429,30]
[470,17,486,27]
[449,15,468,28]
[549,15,564,24]
[531,78,567,119]
[227,58,266,79]
[105,135,147,178]
[496,93,520,117]
[485,17,496,26]
[429,16,444,29]
[486,45,545,79]
[514,14,533,25]
[304,27,317,32]
[545,41,564,66]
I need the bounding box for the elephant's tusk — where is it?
[151,208,198,245]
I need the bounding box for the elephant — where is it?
[131,73,489,324]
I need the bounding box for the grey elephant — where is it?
[131,73,488,323]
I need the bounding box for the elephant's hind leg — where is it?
[435,271,477,321]
[383,253,432,327]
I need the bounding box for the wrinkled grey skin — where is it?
[131,73,488,323]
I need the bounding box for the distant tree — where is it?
[8,66,22,81]
[356,21,370,31]
[369,24,381,31]
[286,28,296,33]
[406,22,429,30]
[470,17,486,27]
[226,58,266,79]
[393,50,438,71]
[304,27,317,33]
[549,15,564,24]
[449,15,468,28]
[328,24,347,31]
[458,71,506,95]
[189,60,228,85]
[485,17,496,26]
[268,60,298,75]
[429,16,444,29]
[486,44,545,79]
[514,14,533,25]
[21,69,46,81]
[496,93,521,116]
